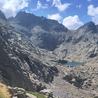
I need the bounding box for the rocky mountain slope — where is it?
[0,11,98,98]
[9,11,69,51]
[0,12,58,91]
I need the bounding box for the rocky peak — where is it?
[8,11,69,51]
[12,11,68,32]
[77,21,97,33]
[14,11,37,28]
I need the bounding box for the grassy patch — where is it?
[0,83,11,98]
[29,92,46,98]
[0,93,5,98]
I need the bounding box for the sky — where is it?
[0,0,98,30]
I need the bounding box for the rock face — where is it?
[13,12,68,32]
[9,11,69,50]
[0,13,59,90]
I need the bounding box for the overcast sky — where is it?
[0,0,98,30]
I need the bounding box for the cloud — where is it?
[92,15,98,24]
[63,15,83,30]
[0,0,29,18]
[52,0,71,12]
[88,5,98,16]
[37,0,48,10]
[48,13,62,22]
[88,5,98,24]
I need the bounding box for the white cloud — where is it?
[37,0,48,10]
[92,15,98,24]
[63,15,83,30]
[52,0,71,12]
[88,5,98,24]
[88,5,98,16]
[0,0,29,18]
[48,13,62,22]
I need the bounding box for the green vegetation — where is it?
[29,92,46,98]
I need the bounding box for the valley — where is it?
[0,11,98,98]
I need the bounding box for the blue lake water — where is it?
[66,61,84,67]
[58,60,84,67]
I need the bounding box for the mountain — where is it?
[55,21,98,58]
[9,11,69,50]
[77,21,97,32]
[0,15,58,90]
[12,11,68,32]
[72,22,98,43]
[0,11,98,98]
